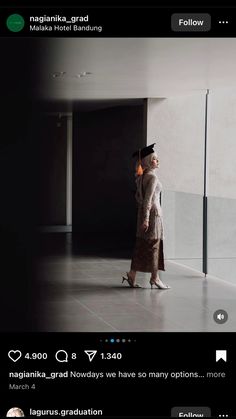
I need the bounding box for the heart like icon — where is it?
[8,350,22,362]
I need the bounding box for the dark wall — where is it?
[37,115,67,226]
[0,39,43,331]
[73,103,147,240]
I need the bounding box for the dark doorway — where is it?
[72,101,147,256]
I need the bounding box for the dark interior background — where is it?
[35,101,147,259]
[0,39,43,331]
[37,115,67,226]
[72,102,146,252]
[0,38,147,331]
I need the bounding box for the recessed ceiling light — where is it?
[51,71,66,78]
[75,71,92,78]
[50,71,92,79]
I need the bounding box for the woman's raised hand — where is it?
[142,221,149,232]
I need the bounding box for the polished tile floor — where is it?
[37,235,236,332]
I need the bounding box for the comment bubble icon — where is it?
[55,350,68,363]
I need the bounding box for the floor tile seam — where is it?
[70,293,180,329]
[38,275,236,298]
[39,289,225,312]
[70,295,118,331]
[167,257,236,260]
[167,260,236,289]
[123,294,213,316]
[201,274,236,289]
[112,287,212,312]
[100,299,184,328]
[208,257,236,260]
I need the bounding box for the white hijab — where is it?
[135,152,157,204]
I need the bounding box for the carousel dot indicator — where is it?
[116,339,120,343]
[110,338,115,343]
[6,14,25,32]
[122,339,126,343]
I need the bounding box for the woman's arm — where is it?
[142,175,158,225]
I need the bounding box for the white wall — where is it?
[147,95,206,262]
[208,88,236,199]
[147,91,236,283]
[147,94,206,195]
[207,89,236,284]
[147,90,236,198]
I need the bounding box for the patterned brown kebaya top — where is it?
[135,169,164,241]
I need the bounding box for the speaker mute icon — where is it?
[84,350,97,362]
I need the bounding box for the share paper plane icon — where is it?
[84,350,97,362]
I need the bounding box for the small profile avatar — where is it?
[6,407,25,417]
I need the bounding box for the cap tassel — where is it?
[136,149,143,176]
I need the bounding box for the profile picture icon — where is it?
[6,407,25,417]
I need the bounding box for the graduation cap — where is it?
[132,143,156,159]
[132,143,156,176]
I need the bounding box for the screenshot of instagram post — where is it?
[0,5,236,418]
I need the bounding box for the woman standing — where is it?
[122,143,170,289]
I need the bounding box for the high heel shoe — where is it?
[122,273,142,288]
[149,276,171,289]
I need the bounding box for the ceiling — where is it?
[42,38,236,101]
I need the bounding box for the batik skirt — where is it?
[131,237,165,272]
